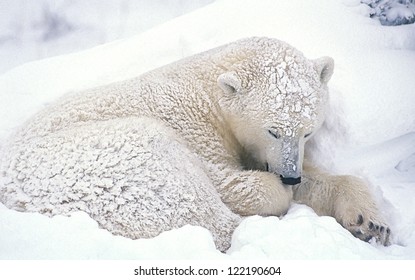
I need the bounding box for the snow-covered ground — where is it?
[0,0,414,259]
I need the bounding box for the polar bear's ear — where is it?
[314,56,334,84]
[217,72,242,94]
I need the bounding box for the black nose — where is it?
[280,175,301,185]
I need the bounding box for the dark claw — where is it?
[380,226,384,233]
[368,222,374,230]
[385,228,391,246]
[357,215,364,225]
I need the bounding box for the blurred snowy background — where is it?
[0,0,213,74]
[1,0,413,74]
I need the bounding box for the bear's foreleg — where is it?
[217,170,293,217]
[293,162,391,245]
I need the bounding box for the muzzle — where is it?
[280,136,302,185]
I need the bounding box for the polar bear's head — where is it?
[217,38,334,185]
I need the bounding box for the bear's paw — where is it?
[345,213,391,246]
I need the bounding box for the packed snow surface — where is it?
[0,0,414,259]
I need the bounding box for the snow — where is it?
[0,0,214,74]
[0,204,223,259]
[361,0,415,26]
[0,0,414,260]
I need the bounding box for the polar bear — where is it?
[0,37,390,251]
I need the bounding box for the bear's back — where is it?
[10,37,291,143]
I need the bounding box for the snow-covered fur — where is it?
[0,37,390,251]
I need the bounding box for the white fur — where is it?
[0,37,389,251]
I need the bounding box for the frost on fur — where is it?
[0,37,390,251]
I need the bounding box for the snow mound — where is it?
[0,204,224,260]
[228,205,392,259]
[0,203,397,259]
